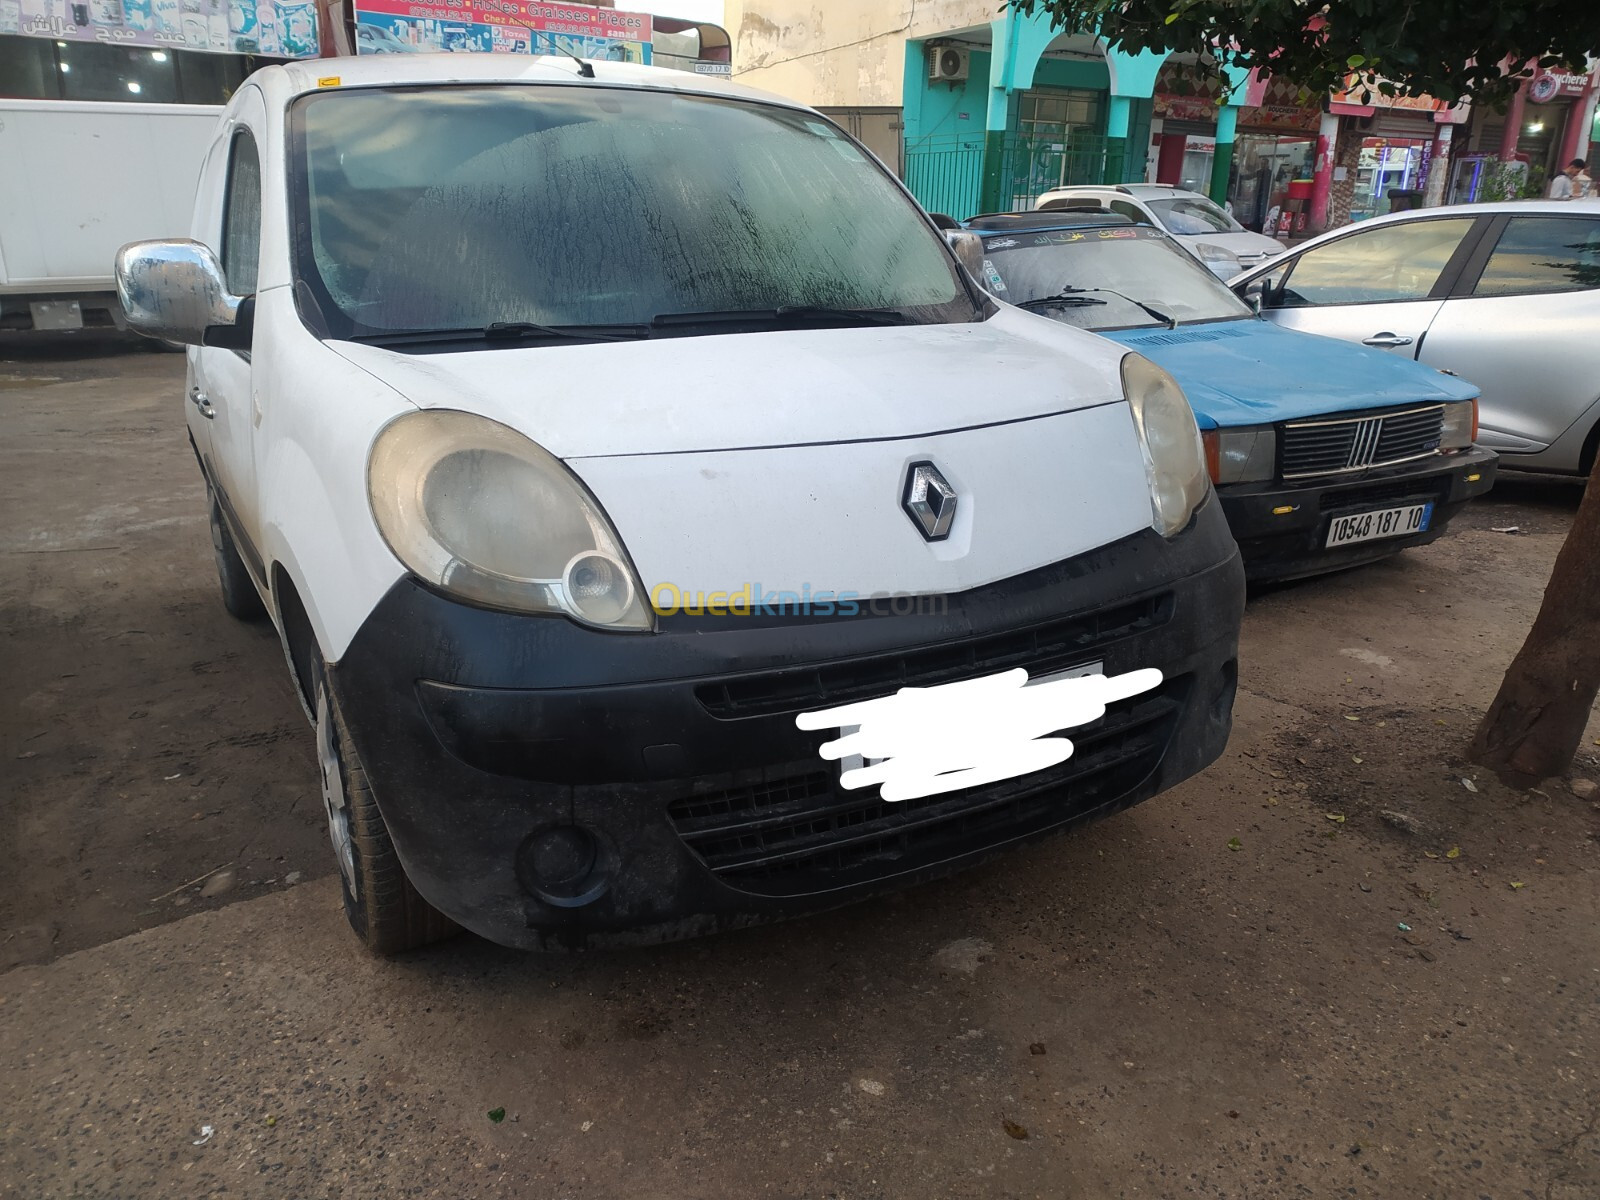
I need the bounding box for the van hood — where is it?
[329,308,1158,598]
[1105,319,1479,430]
[328,307,1127,459]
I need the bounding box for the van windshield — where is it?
[288,86,980,342]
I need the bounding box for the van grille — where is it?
[669,677,1188,896]
[694,593,1172,720]
[1280,404,1444,480]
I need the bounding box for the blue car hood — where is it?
[1104,319,1478,430]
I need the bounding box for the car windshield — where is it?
[288,86,979,342]
[979,227,1253,330]
[1146,195,1244,235]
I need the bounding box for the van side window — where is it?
[222,130,262,296]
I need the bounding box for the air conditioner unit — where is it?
[928,44,969,84]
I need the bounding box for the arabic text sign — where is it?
[3,0,319,57]
[352,0,651,59]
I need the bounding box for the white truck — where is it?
[0,98,220,339]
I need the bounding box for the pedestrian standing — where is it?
[1549,159,1586,200]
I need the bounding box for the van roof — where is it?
[258,53,796,111]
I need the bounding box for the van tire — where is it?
[314,663,458,955]
[209,493,267,620]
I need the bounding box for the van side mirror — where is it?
[1239,277,1268,314]
[944,229,985,282]
[114,239,251,349]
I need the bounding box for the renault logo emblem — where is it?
[902,461,958,542]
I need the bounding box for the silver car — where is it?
[1232,199,1600,475]
[1036,184,1285,280]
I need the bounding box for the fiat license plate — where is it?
[1325,502,1433,548]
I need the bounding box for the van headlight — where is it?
[368,410,652,630]
[1122,353,1210,538]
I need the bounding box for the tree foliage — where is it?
[1008,0,1600,106]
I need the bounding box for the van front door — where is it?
[193,93,268,584]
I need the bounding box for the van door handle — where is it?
[1362,332,1414,347]
[190,386,215,419]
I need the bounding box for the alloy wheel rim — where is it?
[316,685,357,894]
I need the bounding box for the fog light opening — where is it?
[516,824,611,908]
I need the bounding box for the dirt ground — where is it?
[3,343,1598,1198]
[1,339,327,970]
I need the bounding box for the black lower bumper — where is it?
[330,499,1245,949]
[1219,447,1497,583]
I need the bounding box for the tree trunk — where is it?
[1468,456,1600,786]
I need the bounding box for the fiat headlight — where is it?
[1440,398,1477,450]
[368,410,651,630]
[1201,425,1277,484]
[1122,353,1209,538]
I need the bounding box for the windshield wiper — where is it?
[1017,292,1107,311]
[348,321,649,347]
[651,305,909,328]
[1018,287,1177,329]
[485,320,649,342]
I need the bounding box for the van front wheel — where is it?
[314,664,457,955]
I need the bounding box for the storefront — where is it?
[1458,66,1596,199]
[1349,138,1431,219]
[1329,81,1470,216]
[1149,65,1320,232]
[0,0,319,104]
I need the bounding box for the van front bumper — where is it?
[1218,446,1497,584]
[329,500,1244,949]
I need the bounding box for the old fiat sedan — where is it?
[965,211,1496,583]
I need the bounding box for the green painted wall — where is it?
[1031,58,1110,94]
[902,43,992,149]
[1124,96,1154,182]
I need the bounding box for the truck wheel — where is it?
[208,493,266,620]
[314,664,458,955]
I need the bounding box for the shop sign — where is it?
[1154,93,1216,123]
[352,0,652,60]
[1,0,318,56]
[1528,70,1588,103]
[1331,76,1454,112]
[1237,103,1320,133]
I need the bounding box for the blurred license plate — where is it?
[835,661,1104,780]
[1325,502,1433,548]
